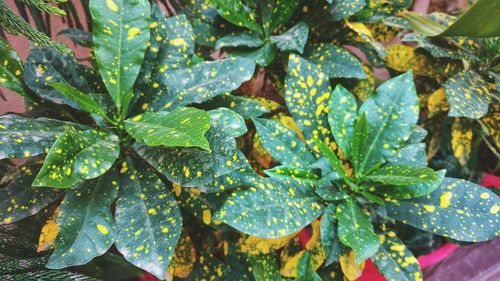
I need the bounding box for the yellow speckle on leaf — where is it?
[480,192,490,199]
[423,205,435,212]
[171,38,186,46]
[97,224,109,235]
[439,192,452,208]
[202,209,211,225]
[127,28,140,40]
[490,205,499,215]
[148,208,157,215]
[106,0,119,12]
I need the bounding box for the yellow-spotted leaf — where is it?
[357,71,418,175]
[0,163,60,225]
[345,21,387,58]
[284,54,332,155]
[328,85,358,155]
[385,44,434,76]
[211,0,262,34]
[248,253,282,281]
[37,207,60,253]
[305,43,365,79]
[451,119,472,166]
[215,177,324,238]
[168,232,196,278]
[386,178,500,242]
[115,157,182,280]
[253,117,316,168]
[0,114,82,160]
[444,70,491,119]
[0,38,26,96]
[365,164,439,185]
[33,127,120,189]
[337,198,380,265]
[89,0,151,112]
[320,203,341,266]
[239,234,294,256]
[295,251,322,281]
[372,232,423,281]
[46,170,119,269]
[125,107,211,149]
[427,88,449,116]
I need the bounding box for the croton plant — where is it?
[0,0,499,280]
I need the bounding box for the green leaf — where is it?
[328,85,358,155]
[150,57,256,112]
[125,107,211,149]
[329,0,366,21]
[270,22,309,54]
[285,54,332,154]
[0,114,80,160]
[371,170,446,200]
[320,203,341,266]
[264,165,320,182]
[237,42,277,66]
[89,0,151,112]
[295,251,322,281]
[215,177,324,238]
[0,163,60,225]
[115,157,182,280]
[387,143,426,167]
[211,0,262,34]
[155,14,195,71]
[215,32,264,49]
[260,0,300,32]
[50,82,106,116]
[360,192,385,205]
[253,118,316,168]
[365,164,439,185]
[316,140,350,184]
[47,170,119,268]
[33,127,120,189]
[444,70,491,119]
[209,108,247,138]
[134,120,247,187]
[404,0,500,37]
[357,71,418,175]
[0,38,25,96]
[23,47,91,108]
[386,177,500,242]
[351,113,368,176]
[304,43,365,79]
[248,254,282,281]
[193,165,259,193]
[202,93,271,118]
[372,232,422,281]
[337,198,380,265]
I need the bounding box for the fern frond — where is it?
[20,0,66,16]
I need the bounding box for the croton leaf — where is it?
[346,21,387,58]
[371,231,423,281]
[33,127,120,189]
[215,177,324,238]
[215,32,264,49]
[248,253,282,281]
[320,203,341,266]
[209,108,247,138]
[264,165,320,182]
[387,143,426,167]
[304,43,365,79]
[0,114,79,160]
[386,177,500,242]
[238,42,278,67]
[115,157,182,280]
[328,0,366,21]
[89,0,150,112]
[134,120,247,187]
[337,198,380,265]
[357,71,418,175]
[350,113,368,176]
[23,47,90,108]
[385,44,434,76]
[444,70,491,119]
[270,22,309,54]
[50,82,106,116]
[211,0,262,33]
[125,107,211,149]
[253,118,316,168]
[284,54,332,154]
[328,85,358,155]
[0,38,25,96]
[0,163,60,225]
[371,170,446,200]
[46,170,119,269]
[316,140,349,183]
[156,14,195,72]
[295,251,322,281]
[150,57,256,112]
[365,164,439,185]
[168,231,196,278]
[202,93,271,119]
[261,0,300,32]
